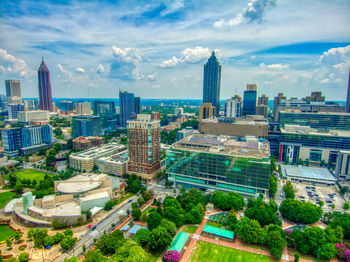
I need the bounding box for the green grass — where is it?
[182,226,198,234]
[116,192,135,205]
[140,207,156,221]
[0,192,17,208]
[243,244,268,251]
[206,220,225,229]
[0,225,19,242]
[147,250,163,262]
[4,169,52,183]
[190,241,272,262]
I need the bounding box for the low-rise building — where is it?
[278,125,350,166]
[335,150,350,181]
[17,110,49,123]
[98,151,128,176]
[69,142,126,171]
[167,134,271,196]
[73,136,105,150]
[281,165,337,186]
[199,117,268,138]
[177,127,195,141]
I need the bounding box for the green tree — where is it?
[221,210,238,231]
[185,206,204,224]
[269,175,278,197]
[66,139,73,149]
[245,198,279,227]
[17,252,29,262]
[112,240,147,262]
[84,250,104,262]
[323,212,350,239]
[33,229,48,248]
[294,251,300,262]
[279,199,322,224]
[96,230,124,255]
[159,219,176,236]
[265,225,287,260]
[146,211,163,230]
[343,202,349,210]
[60,236,77,250]
[53,143,62,153]
[148,226,172,251]
[46,154,56,167]
[318,243,338,260]
[212,191,244,211]
[44,236,54,247]
[53,232,64,244]
[235,217,264,244]
[27,228,35,240]
[6,239,12,249]
[132,207,141,220]
[64,229,73,237]
[64,257,79,262]
[135,229,150,247]
[283,181,295,199]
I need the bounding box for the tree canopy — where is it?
[245,198,279,227]
[283,181,295,199]
[279,199,322,224]
[212,191,244,211]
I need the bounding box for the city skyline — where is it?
[0,0,349,100]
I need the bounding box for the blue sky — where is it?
[0,0,349,100]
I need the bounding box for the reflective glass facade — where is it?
[243,91,257,116]
[279,112,350,130]
[166,148,270,196]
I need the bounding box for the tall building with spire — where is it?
[203,51,221,116]
[38,57,53,112]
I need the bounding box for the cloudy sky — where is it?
[0,0,349,100]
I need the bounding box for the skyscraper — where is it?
[203,51,221,116]
[119,91,140,128]
[128,114,161,181]
[5,80,21,104]
[93,100,117,131]
[243,84,257,116]
[38,57,53,112]
[199,103,216,121]
[347,69,350,113]
[224,95,242,118]
[72,115,102,138]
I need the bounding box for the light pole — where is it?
[316,248,320,262]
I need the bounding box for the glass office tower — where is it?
[166,135,271,196]
[203,51,221,116]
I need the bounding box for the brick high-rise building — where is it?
[38,57,53,112]
[128,114,161,181]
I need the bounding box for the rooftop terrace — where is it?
[172,134,270,159]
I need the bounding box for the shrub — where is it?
[163,250,181,262]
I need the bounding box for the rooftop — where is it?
[56,173,108,194]
[70,142,126,159]
[98,150,128,164]
[281,125,350,137]
[80,191,109,202]
[202,117,267,125]
[279,109,349,115]
[202,224,234,239]
[171,134,270,159]
[168,231,190,253]
[282,165,337,182]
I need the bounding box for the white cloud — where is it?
[161,0,184,16]
[57,64,73,81]
[110,46,143,80]
[147,72,157,81]
[319,78,330,84]
[0,48,34,77]
[214,0,277,28]
[159,56,179,68]
[76,67,85,73]
[160,47,222,68]
[96,64,104,74]
[259,63,289,70]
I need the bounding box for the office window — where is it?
[309,149,322,162]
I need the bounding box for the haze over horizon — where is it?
[0,0,349,100]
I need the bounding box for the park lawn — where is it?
[243,243,268,251]
[5,169,52,183]
[182,226,198,234]
[0,225,19,242]
[206,220,225,229]
[189,241,272,262]
[116,192,135,205]
[0,192,17,208]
